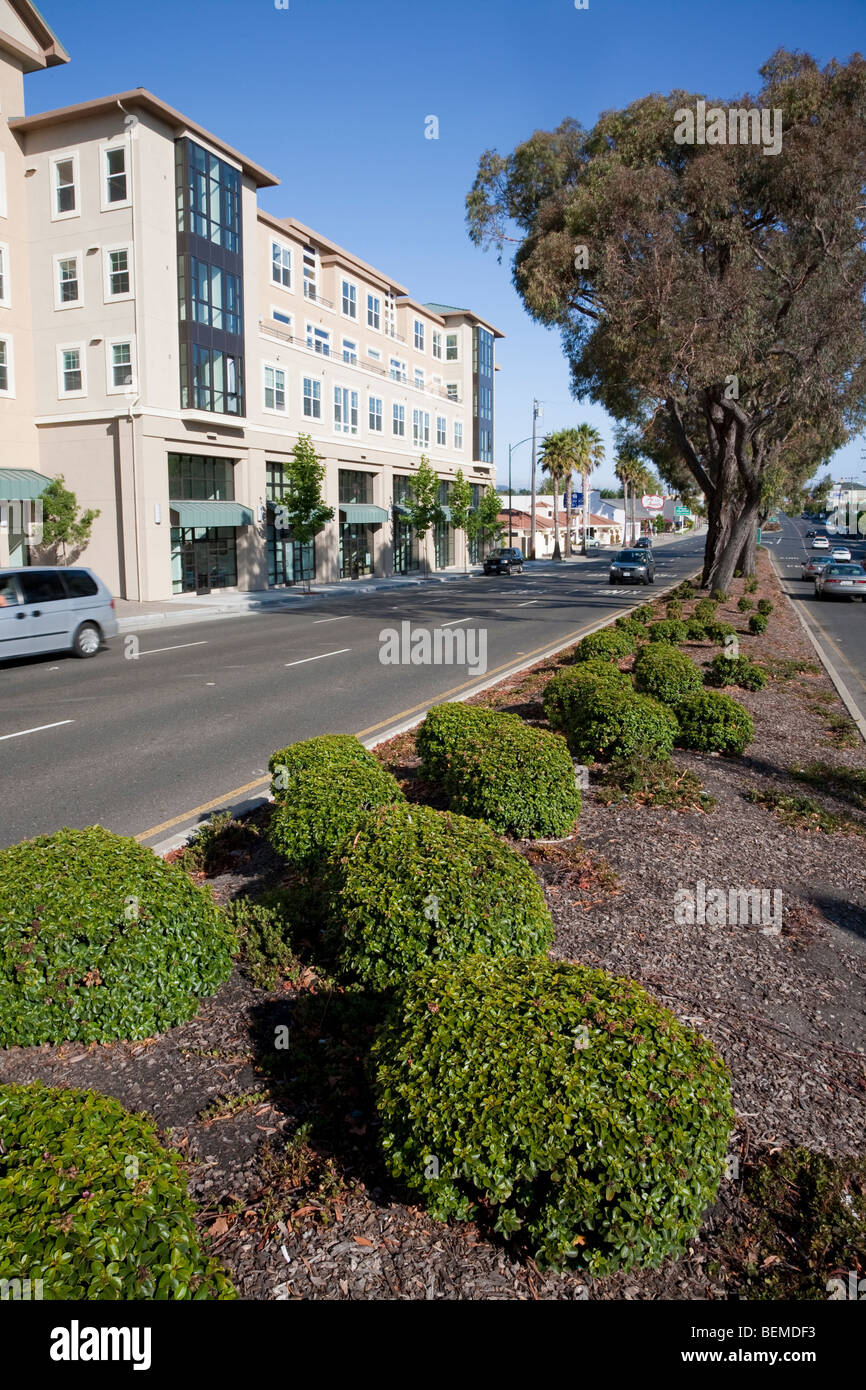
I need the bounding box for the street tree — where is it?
[278,433,334,592]
[34,476,99,564]
[448,468,474,572]
[538,431,572,559]
[467,485,504,559]
[404,455,445,576]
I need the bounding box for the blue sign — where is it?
[571,492,583,508]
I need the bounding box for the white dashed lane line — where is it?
[0,719,75,741]
[284,649,351,667]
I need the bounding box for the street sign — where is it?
[674,505,690,517]
[571,492,582,508]
[642,494,664,512]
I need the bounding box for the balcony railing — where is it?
[259,321,463,402]
[302,287,334,310]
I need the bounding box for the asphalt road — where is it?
[770,513,866,718]
[0,537,706,850]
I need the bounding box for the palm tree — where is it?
[615,452,641,546]
[570,423,605,554]
[538,431,572,560]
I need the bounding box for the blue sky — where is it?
[30,0,866,491]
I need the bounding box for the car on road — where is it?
[0,566,118,661]
[814,563,866,601]
[483,547,524,575]
[609,549,656,584]
[633,536,653,550]
[830,545,853,562]
[810,536,830,550]
[801,555,833,581]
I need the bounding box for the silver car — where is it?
[0,566,118,660]
[814,563,866,601]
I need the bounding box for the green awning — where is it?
[170,500,254,527]
[340,504,389,525]
[0,469,52,500]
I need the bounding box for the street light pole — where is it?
[529,399,541,561]
[506,436,535,552]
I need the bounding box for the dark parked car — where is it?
[483,547,524,575]
[609,549,656,584]
[633,536,653,550]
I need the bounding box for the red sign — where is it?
[641,494,664,512]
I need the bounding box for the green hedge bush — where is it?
[757,599,774,615]
[321,804,552,989]
[711,588,728,603]
[685,618,709,641]
[373,956,734,1274]
[548,683,678,762]
[665,599,683,619]
[704,654,768,691]
[615,614,647,639]
[0,1082,235,1299]
[737,597,754,612]
[543,660,632,734]
[671,580,697,600]
[633,604,656,623]
[0,827,236,1047]
[648,618,688,644]
[675,691,755,755]
[693,598,718,622]
[705,620,737,644]
[572,626,636,663]
[748,613,769,635]
[267,735,404,869]
[418,705,581,839]
[744,576,758,594]
[632,643,704,705]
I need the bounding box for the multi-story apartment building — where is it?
[0,3,501,599]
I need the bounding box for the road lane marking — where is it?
[0,719,74,741]
[440,616,476,626]
[285,648,350,667]
[312,615,351,624]
[141,640,208,656]
[517,600,538,607]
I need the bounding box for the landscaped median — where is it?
[0,546,864,1300]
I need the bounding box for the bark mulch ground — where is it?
[1,549,864,1300]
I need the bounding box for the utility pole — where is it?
[529,399,541,560]
[508,442,513,548]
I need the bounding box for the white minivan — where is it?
[0,567,118,661]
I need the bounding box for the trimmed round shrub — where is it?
[268,735,404,869]
[672,580,696,600]
[632,643,704,705]
[757,599,773,616]
[711,588,728,603]
[572,626,636,663]
[0,827,236,1047]
[551,684,678,762]
[321,804,552,988]
[665,599,683,619]
[705,620,737,643]
[544,659,631,727]
[738,596,754,612]
[748,613,768,635]
[744,576,758,594]
[615,614,647,639]
[373,956,734,1274]
[415,702,504,783]
[0,1082,235,1299]
[685,618,709,641]
[675,691,755,755]
[421,707,581,839]
[704,654,768,691]
[693,597,718,622]
[648,618,688,644]
[633,604,656,623]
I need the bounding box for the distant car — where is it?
[633,536,653,550]
[830,546,852,562]
[483,547,524,575]
[0,566,118,661]
[806,529,818,537]
[814,563,866,601]
[811,536,830,550]
[801,556,833,581]
[609,549,656,585]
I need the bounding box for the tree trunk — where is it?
[708,498,760,594]
[581,472,589,555]
[552,478,561,560]
[735,527,757,579]
[622,483,628,546]
[564,472,572,558]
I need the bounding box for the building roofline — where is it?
[273,216,409,295]
[10,88,280,187]
[1,0,69,71]
[424,301,505,338]
[397,295,446,325]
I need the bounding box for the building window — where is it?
[303,376,321,418]
[414,368,424,390]
[306,323,330,356]
[264,363,287,413]
[51,154,79,219]
[389,357,406,383]
[271,307,292,327]
[107,339,135,392]
[179,257,242,334]
[384,293,398,339]
[436,415,447,447]
[338,469,373,503]
[412,409,430,449]
[341,280,357,319]
[393,403,405,437]
[272,241,292,290]
[367,346,382,364]
[334,385,359,434]
[454,420,463,450]
[367,293,380,330]
[55,254,82,309]
[342,337,358,366]
[168,454,235,500]
[446,382,458,401]
[414,319,425,351]
[57,344,86,397]
[0,335,13,396]
[432,330,442,359]
[171,526,238,594]
[0,242,8,307]
[180,343,243,415]
[102,144,129,207]
[369,395,383,432]
[446,333,459,361]
[303,245,319,300]
[180,139,241,253]
[104,246,133,299]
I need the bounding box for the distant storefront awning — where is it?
[170,500,254,527]
[0,469,52,500]
[339,504,389,525]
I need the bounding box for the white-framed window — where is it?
[414,319,425,351]
[367,346,382,364]
[369,395,383,432]
[104,245,133,301]
[446,382,459,401]
[414,368,425,390]
[302,376,321,419]
[271,240,293,291]
[436,415,447,447]
[446,332,460,361]
[306,323,330,356]
[303,244,319,300]
[271,306,292,328]
[432,330,442,360]
[454,420,463,450]
[393,403,405,437]
[0,152,7,219]
[0,242,9,307]
[342,337,358,366]
[100,141,130,210]
[0,335,14,396]
[412,408,430,449]
[341,279,358,319]
[54,252,83,309]
[334,384,359,434]
[389,356,406,383]
[367,293,380,330]
[50,152,79,220]
[57,342,86,398]
[106,338,136,394]
[264,362,287,414]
